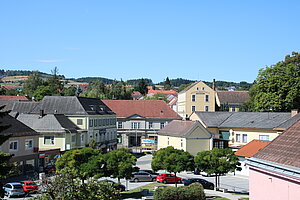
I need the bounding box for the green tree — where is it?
[62,87,77,96]
[177,83,193,92]
[32,85,52,101]
[145,93,168,102]
[56,147,105,183]
[104,148,139,184]
[164,77,172,90]
[152,146,194,187]
[194,148,241,188]
[249,52,300,112]
[82,80,108,99]
[109,80,132,100]
[46,67,64,95]
[32,173,120,200]
[23,71,43,97]
[134,78,148,96]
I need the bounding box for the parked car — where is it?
[2,182,25,198]
[182,178,214,189]
[98,180,126,192]
[20,181,39,193]
[140,169,159,176]
[130,171,157,182]
[44,165,56,174]
[156,173,182,184]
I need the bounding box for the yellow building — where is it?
[190,111,300,149]
[157,120,212,156]
[178,81,216,118]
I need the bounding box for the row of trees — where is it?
[152,146,241,188]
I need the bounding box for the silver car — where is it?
[130,171,157,182]
[3,182,25,198]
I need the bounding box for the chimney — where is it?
[212,79,216,91]
[291,109,299,117]
[39,109,44,117]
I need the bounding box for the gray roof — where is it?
[158,120,196,136]
[194,112,233,127]
[0,114,38,137]
[17,113,78,133]
[0,99,20,112]
[12,96,114,115]
[194,111,297,129]
[216,91,249,105]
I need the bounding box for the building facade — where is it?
[103,100,182,153]
[178,81,216,118]
[0,115,39,174]
[158,120,213,156]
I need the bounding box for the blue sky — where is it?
[1,1,299,83]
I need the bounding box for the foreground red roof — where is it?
[235,140,270,157]
[102,100,182,119]
[0,95,29,101]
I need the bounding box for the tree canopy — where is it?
[247,52,300,112]
[164,77,172,90]
[194,148,241,188]
[134,78,148,96]
[152,146,194,187]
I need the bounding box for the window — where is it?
[25,139,33,150]
[94,119,98,127]
[242,134,248,143]
[180,139,183,148]
[205,106,209,112]
[167,137,170,145]
[160,122,165,129]
[196,87,199,91]
[259,135,269,141]
[131,122,140,129]
[205,95,209,102]
[9,141,18,152]
[81,134,84,143]
[44,136,54,145]
[71,135,76,143]
[202,87,205,91]
[89,119,93,127]
[236,134,241,142]
[192,106,196,112]
[118,121,123,129]
[191,95,196,102]
[77,119,83,125]
[148,122,153,129]
[232,106,236,112]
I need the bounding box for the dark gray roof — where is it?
[0,99,19,112]
[158,120,196,136]
[194,112,233,127]
[11,101,39,113]
[275,113,300,129]
[0,115,38,137]
[22,96,115,115]
[195,111,296,129]
[216,91,249,105]
[17,113,78,133]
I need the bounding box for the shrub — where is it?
[154,183,205,200]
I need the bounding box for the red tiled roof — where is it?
[234,140,270,157]
[0,95,29,101]
[2,85,23,90]
[253,119,300,168]
[147,89,177,96]
[102,100,182,119]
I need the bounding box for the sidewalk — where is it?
[205,189,249,200]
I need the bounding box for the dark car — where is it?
[44,165,56,174]
[99,180,126,191]
[182,178,214,189]
[130,171,157,182]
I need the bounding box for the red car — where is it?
[156,173,182,184]
[20,181,38,193]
